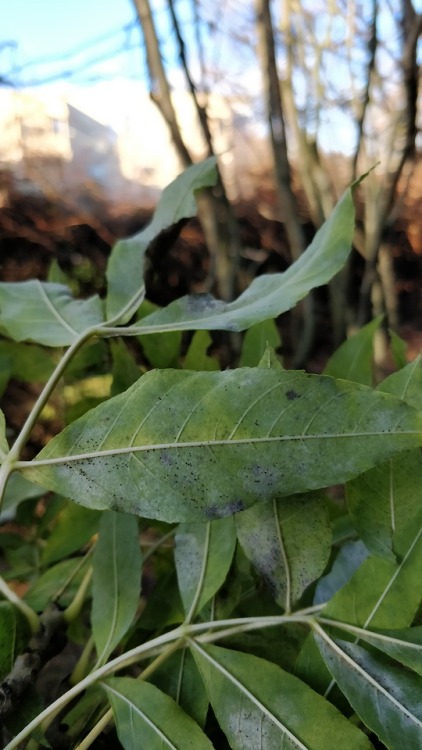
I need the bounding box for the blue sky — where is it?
[1,0,138,85]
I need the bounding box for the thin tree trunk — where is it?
[132,0,240,301]
[256,0,315,367]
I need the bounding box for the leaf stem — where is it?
[0,574,39,633]
[9,329,96,461]
[4,613,316,749]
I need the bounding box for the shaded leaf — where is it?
[105,157,217,324]
[0,408,9,455]
[138,300,182,368]
[175,517,236,618]
[322,525,422,628]
[314,540,370,605]
[236,493,331,611]
[0,341,56,383]
[183,330,219,371]
[24,556,91,611]
[346,356,422,559]
[1,473,46,517]
[389,330,408,369]
[191,642,373,749]
[25,368,422,523]
[315,630,422,750]
[0,602,29,680]
[103,676,214,749]
[0,280,104,346]
[135,185,356,333]
[239,319,282,368]
[151,649,209,727]
[92,511,142,666]
[110,339,141,397]
[324,316,383,385]
[41,503,101,564]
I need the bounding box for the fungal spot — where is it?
[286,390,299,400]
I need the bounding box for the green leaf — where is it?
[0,602,29,680]
[324,316,383,385]
[315,630,422,750]
[378,354,422,409]
[346,626,422,677]
[346,356,422,559]
[135,184,356,333]
[183,331,219,371]
[239,319,282,368]
[150,649,209,727]
[175,517,236,618]
[0,350,12,397]
[92,511,142,666]
[0,280,104,346]
[390,330,408,369]
[0,340,56,382]
[138,300,182,368]
[322,525,422,628]
[41,503,101,565]
[25,368,422,523]
[191,642,373,749]
[110,339,141,397]
[314,540,370,605]
[1,473,46,516]
[236,494,331,611]
[24,556,91,611]
[103,676,214,750]
[346,451,422,560]
[105,157,217,324]
[0,408,9,456]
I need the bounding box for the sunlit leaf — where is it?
[315,629,422,750]
[389,330,408,369]
[191,642,373,749]
[236,493,331,610]
[92,511,142,666]
[24,368,422,523]
[103,676,214,750]
[175,517,236,617]
[135,184,356,333]
[0,280,104,346]
[0,408,9,455]
[346,625,422,677]
[105,157,217,324]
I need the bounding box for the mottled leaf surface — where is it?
[316,632,422,750]
[191,642,373,749]
[24,368,422,522]
[175,517,236,617]
[236,494,331,610]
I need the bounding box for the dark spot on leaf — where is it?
[286,390,299,400]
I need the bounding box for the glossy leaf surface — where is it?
[25,368,422,523]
